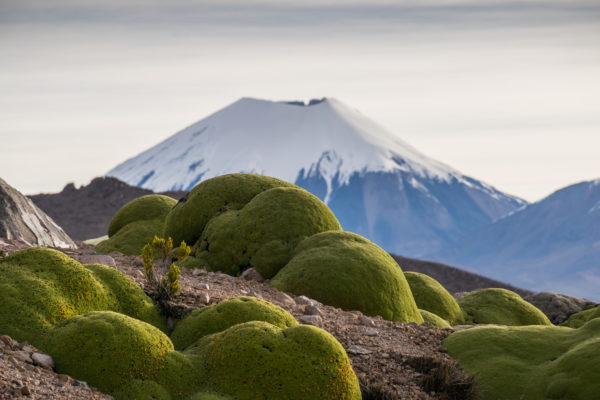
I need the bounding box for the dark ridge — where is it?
[29,177,187,241]
[391,254,533,297]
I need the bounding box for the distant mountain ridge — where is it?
[431,179,600,301]
[106,97,525,256]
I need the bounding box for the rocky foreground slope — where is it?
[0,240,474,400]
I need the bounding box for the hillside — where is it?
[431,179,600,301]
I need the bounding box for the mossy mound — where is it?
[188,393,234,400]
[270,231,422,323]
[186,321,362,400]
[0,247,164,345]
[111,380,173,400]
[560,305,600,328]
[171,296,298,350]
[97,194,177,255]
[163,174,296,247]
[84,263,166,331]
[45,311,177,397]
[195,186,341,277]
[404,271,464,325]
[420,309,451,329]
[458,288,551,326]
[444,318,600,400]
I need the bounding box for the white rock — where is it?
[299,315,323,327]
[195,283,210,290]
[304,305,322,316]
[199,292,210,304]
[274,292,295,307]
[346,345,372,355]
[295,295,314,306]
[32,353,55,369]
[240,267,264,282]
[359,316,375,327]
[364,328,378,336]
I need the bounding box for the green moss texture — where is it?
[185,321,362,400]
[560,305,600,328]
[444,318,600,400]
[270,231,423,323]
[171,296,298,350]
[195,186,341,277]
[45,311,176,396]
[163,173,296,247]
[0,247,164,345]
[458,288,551,326]
[404,271,464,325]
[420,309,451,329]
[97,194,177,255]
[1,247,360,400]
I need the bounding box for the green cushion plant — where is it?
[458,288,551,326]
[444,319,600,400]
[404,271,464,325]
[96,194,177,255]
[171,296,298,350]
[420,309,451,329]
[270,231,423,323]
[560,305,600,328]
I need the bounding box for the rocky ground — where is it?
[0,240,476,400]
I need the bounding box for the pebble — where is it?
[20,385,32,395]
[347,345,372,355]
[240,267,264,282]
[13,351,33,363]
[0,335,14,347]
[295,295,314,306]
[299,315,323,327]
[32,353,55,369]
[73,380,90,389]
[22,345,35,353]
[304,305,322,316]
[199,292,210,304]
[195,283,210,290]
[364,328,379,336]
[191,268,207,276]
[359,316,375,327]
[274,292,295,307]
[56,374,72,384]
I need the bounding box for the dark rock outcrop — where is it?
[0,177,76,248]
[524,292,597,324]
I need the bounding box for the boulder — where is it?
[0,177,76,248]
[524,292,596,324]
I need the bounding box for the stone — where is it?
[0,335,13,348]
[295,295,314,306]
[199,292,210,304]
[304,305,322,316]
[359,316,375,327]
[347,345,372,355]
[299,315,323,327]
[240,267,264,282]
[20,385,31,395]
[0,177,77,249]
[524,292,597,324]
[194,283,210,290]
[13,351,32,363]
[364,328,378,336]
[77,254,116,268]
[56,374,72,384]
[274,292,296,307]
[21,345,34,353]
[73,380,89,389]
[32,352,55,369]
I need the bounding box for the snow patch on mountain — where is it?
[107,98,486,203]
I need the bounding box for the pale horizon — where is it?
[1,0,599,202]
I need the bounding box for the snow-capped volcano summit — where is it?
[107,97,525,255]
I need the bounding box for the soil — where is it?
[0,240,476,400]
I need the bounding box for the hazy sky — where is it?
[1,0,599,202]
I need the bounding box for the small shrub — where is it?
[142,236,190,304]
[360,378,397,400]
